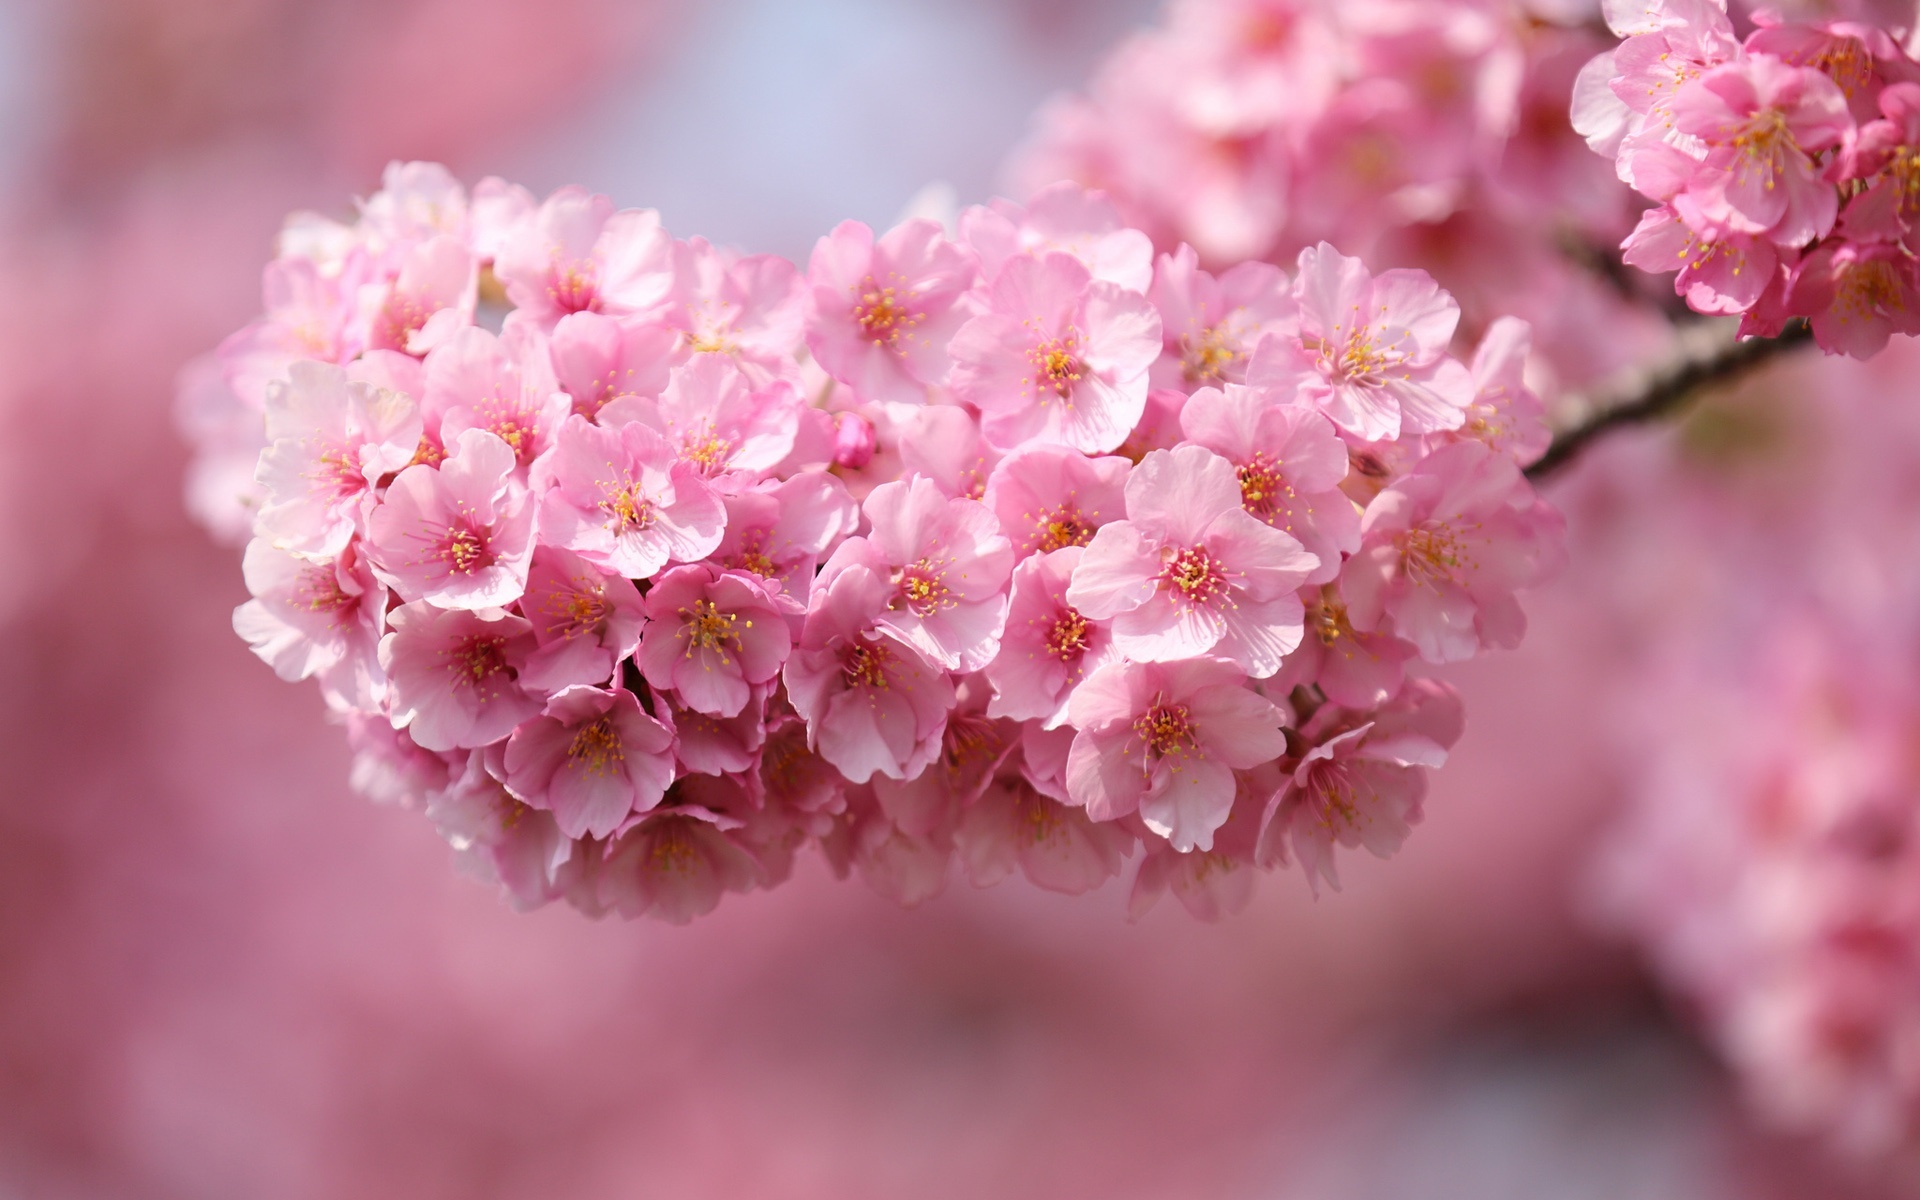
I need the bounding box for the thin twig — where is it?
[1526,319,1815,481]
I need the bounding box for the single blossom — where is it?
[357,234,476,357]
[1148,244,1296,390]
[547,310,675,419]
[820,474,1014,673]
[1177,382,1357,583]
[1265,585,1415,711]
[379,602,542,751]
[1063,655,1288,853]
[1788,240,1920,359]
[1668,57,1851,246]
[711,471,860,610]
[425,758,576,912]
[981,443,1131,559]
[492,186,675,326]
[254,360,422,559]
[595,809,764,924]
[805,217,977,403]
[1340,441,1567,664]
[667,690,768,777]
[1247,243,1474,443]
[1068,444,1317,678]
[530,413,725,579]
[606,353,801,481]
[985,547,1119,729]
[424,324,569,469]
[503,685,676,840]
[893,404,1001,499]
[638,565,791,718]
[783,562,956,784]
[233,538,388,711]
[516,546,646,696]
[948,250,1162,454]
[218,254,361,408]
[652,237,806,380]
[956,768,1134,895]
[870,682,1017,839]
[1259,678,1463,894]
[959,182,1156,292]
[366,428,535,610]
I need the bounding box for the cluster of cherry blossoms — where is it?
[1578,0,1920,357]
[1007,0,1668,396]
[179,162,1564,924]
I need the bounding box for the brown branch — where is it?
[1526,319,1815,481]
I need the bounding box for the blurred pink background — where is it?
[0,1,1903,1196]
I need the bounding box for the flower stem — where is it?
[1526,319,1815,481]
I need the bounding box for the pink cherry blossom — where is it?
[502,685,675,840]
[546,311,674,419]
[379,602,542,751]
[1340,441,1566,664]
[870,687,1017,841]
[530,413,725,579]
[1063,655,1288,853]
[805,217,976,403]
[1259,678,1463,894]
[981,443,1131,559]
[607,353,802,481]
[959,182,1156,292]
[357,160,471,251]
[595,809,763,924]
[667,690,768,777]
[491,186,674,327]
[822,474,1013,673]
[1247,243,1473,443]
[1148,244,1296,390]
[1669,57,1851,245]
[1068,444,1317,677]
[424,324,569,470]
[948,250,1162,454]
[516,546,646,696]
[253,360,421,559]
[1788,239,1920,358]
[1177,382,1357,583]
[1453,316,1551,466]
[893,404,1001,500]
[233,539,387,712]
[653,237,806,380]
[638,565,790,718]
[711,471,860,610]
[782,561,955,784]
[357,234,475,357]
[957,768,1133,895]
[424,759,576,912]
[1266,585,1415,711]
[366,428,534,610]
[1129,767,1271,920]
[217,254,361,408]
[985,547,1119,729]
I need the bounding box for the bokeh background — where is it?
[0,1,1903,1196]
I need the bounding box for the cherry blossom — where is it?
[502,685,675,839]
[530,413,725,578]
[366,428,534,610]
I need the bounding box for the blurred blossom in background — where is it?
[0,1,1914,1197]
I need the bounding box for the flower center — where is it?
[1045,607,1092,661]
[1811,36,1873,96]
[854,276,924,349]
[681,430,734,474]
[894,559,953,615]
[447,633,510,688]
[294,567,358,621]
[1398,524,1471,586]
[1028,334,1084,399]
[1236,453,1293,519]
[1310,594,1355,646]
[1036,505,1094,552]
[1161,546,1228,605]
[543,582,609,641]
[1730,108,1793,182]
[1835,258,1906,322]
[567,716,626,777]
[438,522,492,575]
[600,482,655,535]
[681,599,740,656]
[1181,325,1241,384]
[550,262,599,315]
[312,446,364,500]
[842,641,893,690]
[1133,699,1196,761]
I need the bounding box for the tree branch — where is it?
[1526,319,1815,482]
